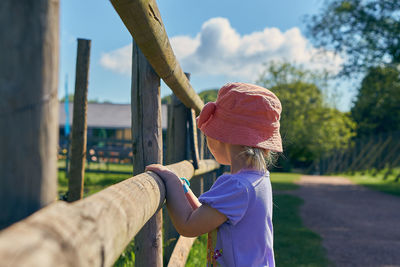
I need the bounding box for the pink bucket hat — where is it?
[196,82,283,152]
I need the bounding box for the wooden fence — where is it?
[0,0,221,266]
[313,131,400,179]
[0,160,221,266]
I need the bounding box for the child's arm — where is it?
[183,187,201,210]
[146,164,227,237]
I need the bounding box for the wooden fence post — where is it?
[0,0,59,230]
[164,74,191,264]
[68,38,91,202]
[131,40,163,267]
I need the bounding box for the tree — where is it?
[351,66,400,137]
[257,62,355,169]
[306,0,400,77]
[162,88,218,105]
[60,94,105,104]
[199,88,218,103]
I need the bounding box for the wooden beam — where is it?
[131,40,163,267]
[110,0,204,114]
[167,236,196,267]
[68,38,91,202]
[0,0,59,229]
[0,159,220,267]
[188,109,200,169]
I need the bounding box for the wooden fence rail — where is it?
[110,0,204,114]
[0,159,220,267]
[0,0,216,266]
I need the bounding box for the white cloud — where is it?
[100,17,343,81]
[100,44,132,75]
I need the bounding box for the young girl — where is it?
[146,82,282,267]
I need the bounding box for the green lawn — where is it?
[344,168,400,197]
[273,194,332,267]
[270,172,301,191]
[57,161,132,198]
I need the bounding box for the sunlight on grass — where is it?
[186,234,208,266]
[114,240,135,267]
[345,168,400,197]
[270,172,301,191]
[57,161,132,199]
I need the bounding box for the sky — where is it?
[60,0,356,111]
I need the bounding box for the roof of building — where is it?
[59,102,168,129]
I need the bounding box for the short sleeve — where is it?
[199,175,250,225]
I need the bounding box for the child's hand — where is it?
[145,164,180,185]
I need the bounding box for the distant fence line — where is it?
[313,131,400,179]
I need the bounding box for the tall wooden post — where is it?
[164,73,192,264]
[67,38,91,202]
[132,40,163,267]
[0,0,59,230]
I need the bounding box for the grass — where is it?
[273,194,332,267]
[344,168,400,197]
[57,161,132,198]
[186,172,331,267]
[186,234,208,266]
[270,172,301,191]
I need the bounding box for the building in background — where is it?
[58,102,168,163]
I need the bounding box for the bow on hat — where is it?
[196,102,216,130]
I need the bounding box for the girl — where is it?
[146,82,282,267]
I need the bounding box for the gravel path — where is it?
[291,175,400,267]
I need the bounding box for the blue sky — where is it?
[60,0,355,111]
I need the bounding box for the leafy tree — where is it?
[60,93,74,102]
[351,66,400,137]
[161,95,172,104]
[60,94,105,104]
[306,0,400,76]
[257,62,355,170]
[162,88,219,105]
[199,89,218,103]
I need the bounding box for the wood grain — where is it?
[167,236,196,267]
[68,38,91,202]
[0,159,219,267]
[131,40,163,267]
[0,0,59,230]
[110,0,204,114]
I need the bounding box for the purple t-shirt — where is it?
[199,169,275,267]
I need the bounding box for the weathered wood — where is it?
[68,38,91,202]
[164,94,189,263]
[0,159,220,267]
[131,40,163,267]
[110,0,204,114]
[0,0,59,229]
[188,108,200,169]
[167,236,196,267]
[193,160,220,177]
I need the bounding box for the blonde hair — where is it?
[238,147,276,172]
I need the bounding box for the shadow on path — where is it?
[291,175,400,267]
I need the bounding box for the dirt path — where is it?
[292,175,400,267]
